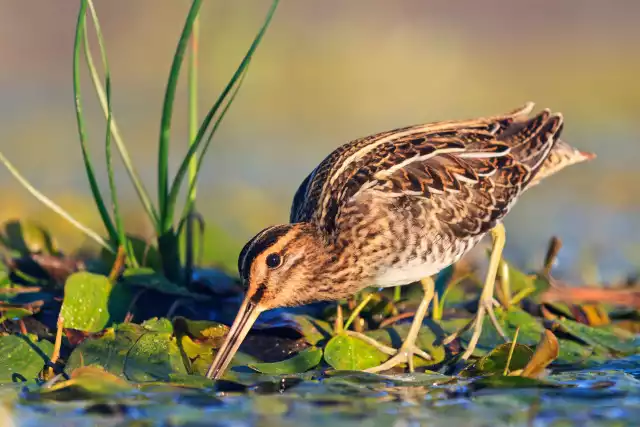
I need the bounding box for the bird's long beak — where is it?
[205,297,264,380]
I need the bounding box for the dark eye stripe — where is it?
[239,225,292,282]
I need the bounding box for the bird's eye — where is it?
[265,253,282,268]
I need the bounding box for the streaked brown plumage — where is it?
[207,102,594,379]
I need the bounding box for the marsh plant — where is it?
[0,0,280,285]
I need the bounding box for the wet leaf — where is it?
[280,314,334,345]
[470,375,563,390]
[0,307,33,323]
[142,317,174,333]
[465,343,534,376]
[172,316,228,344]
[249,346,323,374]
[555,318,639,355]
[65,322,187,381]
[0,334,53,383]
[60,272,113,332]
[120,267,206,299]
[176,333,256,377]
[521,330,559,378]
[324,334,387,371]
[125,327,187,382]
[44,366,134,396]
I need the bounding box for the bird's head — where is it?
[206,223,329,379]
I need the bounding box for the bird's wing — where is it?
[290,104,564,237]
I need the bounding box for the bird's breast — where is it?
[372,233,482,288]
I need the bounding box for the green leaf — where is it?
[0,307,33,324]
[125,327,187,382]
[172,316,228,344]
[0,335,53,384]
[40,366,134,399]
[65,322,187,382]
[249,347,323,374]
[120,268,206,299]
[440,307,592,364]
[60,272,114,333]
[556,318,639,355]
[282,314,333,345]
[324,334,388,371]
[471,375,563,390]
[0,261,9,287]
[464,343,534,376]
[171,316,257,376]
[142,317,174,333]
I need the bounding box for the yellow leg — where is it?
[449,223,509,360]
[350,277,435,373]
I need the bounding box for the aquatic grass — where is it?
[184,15,200,287]
[0,0,280,284]
[72,0,118,251]
[0,152,111,251]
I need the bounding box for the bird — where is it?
[206,102,595,379]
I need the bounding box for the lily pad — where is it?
[465,343,534,376]
[43,366,134,397]
[142,317,174,333]
[555,318,639,355]
[0,334,53,383]
[249,347,323,374]
[172,316,228,344]
[171,317,257,377]
[324,334,388,371]
[175,333,257,377]
[470,375,564,390]
[65,322,187,382]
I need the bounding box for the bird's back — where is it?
[290,103,592,238]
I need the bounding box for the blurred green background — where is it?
[0,1,638,281]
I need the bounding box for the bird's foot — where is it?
[442,298,508,360]
[346,331,432,373]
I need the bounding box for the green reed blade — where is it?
[83,1,159,227]
[184,16,200,287]
[165,0,279,232]
[177,67,249,232]
[73,1,118,248]
[0,151,112,251]
[87,0,136,265]
[187,16,200,209]
[158,0,203,231]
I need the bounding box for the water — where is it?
[4,355,639,426]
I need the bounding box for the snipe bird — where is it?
[206,103,594,379]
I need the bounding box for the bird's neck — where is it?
[304,230,377,302]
